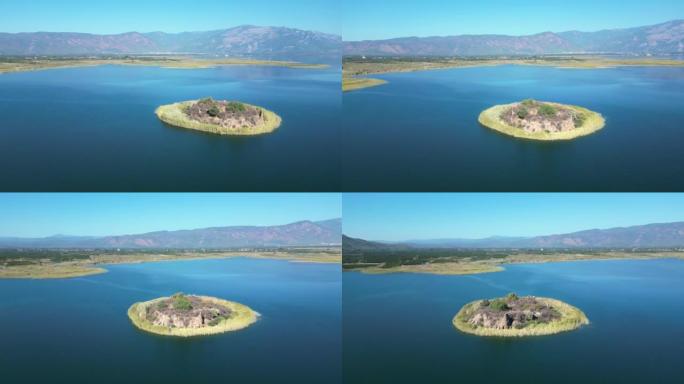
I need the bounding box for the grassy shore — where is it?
[155,100,281,136]
[342,56,684,91]
[128,295,258,337]
[478,102,605,141]
[0,248,341,279]
[343,56,684,77]
[342,76,387,92]
[0,263,107,279]
[0,56,328,75]
[453,297,589,337]
[345,251,684,276]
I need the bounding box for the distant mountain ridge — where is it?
[345,221,684,249]
[0,219,341,249]
[0,25,341,61]
[344,19,684,56]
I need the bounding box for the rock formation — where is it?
[499,99,584,134]
[185,98,267,130]
[465,293,560,330]
[145,293,232,329]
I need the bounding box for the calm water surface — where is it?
[344,259,684,383]
[343,66,684,191]
[0,65,340,191]
[0,258,341,384]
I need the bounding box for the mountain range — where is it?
[0,25,341,62]
[344,20,684,56]
[0,219,341,249]
[344,221,684,250]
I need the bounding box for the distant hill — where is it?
[350,221,684,249]
[0,25,341,62]
[0,219,341,249]
[342,235,403,252]
[344,20,684,56]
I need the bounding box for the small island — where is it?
[453,293,588,337]
[155,97,281,136]
[128,293,258,337]
[478,99,605,140]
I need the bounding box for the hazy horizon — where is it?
[0,0,340,35]
[0,194,341,238]
[343,0,684,40]
[343,194,684,241]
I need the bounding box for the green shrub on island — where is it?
[207,105,220,117]
[488,299,509,311]
[226,101,246,113]
[538,103,557,117]
[172,293,193,311]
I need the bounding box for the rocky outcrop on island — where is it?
[155,98,281,135]
[453,293,588,336]
[145,293,232,329]
[185,98,267,131]
[478,99,604,140]
[466,293,560,330]
[128,293,258,336]
[500,100,583,134]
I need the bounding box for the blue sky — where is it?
[343,0,684,40]
[0,194,341,238]
[343,193,684,241]
[0,0,339,34]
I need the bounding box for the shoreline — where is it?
[342,57,684,78]
[0,57,328,75]
[0,250,342,279]
[342,57,684,91]
[343,252,684,276]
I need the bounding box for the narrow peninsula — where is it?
[156,97,281,136]
[128,293,258,337]
[479,99,604,140]
[342,76,387,92]
[453,293,588,337]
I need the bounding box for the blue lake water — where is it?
[0,65,340,191]
[0,258,341,384]
[343,66,684,191]
[343,259,684,383]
